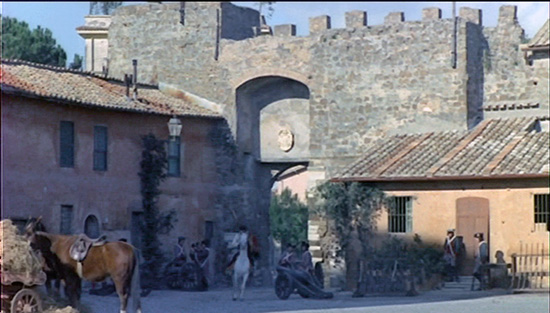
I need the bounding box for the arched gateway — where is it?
[234,75,311,283]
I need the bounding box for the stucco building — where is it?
[332,116,549,276]
[1,59,229,259]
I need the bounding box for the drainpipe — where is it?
[451,2,457,69]
[132,59,138,99]
[125,74,132,99]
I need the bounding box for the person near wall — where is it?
[443,228,460,282]
[472,232,489,290]
[197,240,211,290]
[173,236,187,265]
[299,241,314,274]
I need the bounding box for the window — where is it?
[93,126,108,171]
[205,221,214,240]
[84,215,100,239]
[167,138,181,177]
[534,194,549,231]
[388,196,412,233]
[60,121,74,167]
[60,205,73,234]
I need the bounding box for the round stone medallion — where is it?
[278,127,294,152]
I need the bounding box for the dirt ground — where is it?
[78,286,549,313]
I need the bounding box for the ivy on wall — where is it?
[139,133,175,286]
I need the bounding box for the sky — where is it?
[1,2,548,67]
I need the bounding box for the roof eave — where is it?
[1,86,224,120]
[331,173,549,183]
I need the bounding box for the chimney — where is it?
[102,58,109,77]
[132,59,138,99]
[124,74,132,99]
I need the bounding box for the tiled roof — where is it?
[1,59,222,119]
[334,116,549,182]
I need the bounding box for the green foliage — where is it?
[89,2,123,15]
[139,133,175,285]
[69,54,83,70]
[269,188,308,247]
[313,181,386,257]
[373,235,445,279]
[1,16,67,67]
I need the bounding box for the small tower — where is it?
[76,15,111,74]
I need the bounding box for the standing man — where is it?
[443,229,460,282]
[173,236,187,265]
[472,232,489,290]
[300,241,314,274]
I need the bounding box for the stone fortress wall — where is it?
[105,2,547,176]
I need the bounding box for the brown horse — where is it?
[26,221,142,313]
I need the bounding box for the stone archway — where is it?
[234,75,311,284]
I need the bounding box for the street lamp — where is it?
[167,116,183,139]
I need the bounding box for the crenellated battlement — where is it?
[263,5,518,38]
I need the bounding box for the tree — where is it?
[89,2,123,15]
[1,16,67,67]
[312,181,387,292]
[69,54,83,70]
[270,188,308,248]
[139,133,176,288]
[255,2,276,24]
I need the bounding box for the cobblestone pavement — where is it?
[80,286,549,313]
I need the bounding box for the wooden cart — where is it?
[1,269,46,313]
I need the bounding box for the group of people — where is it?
[279,241,314,274]
[443,229,489,290]
[173,236,212,287]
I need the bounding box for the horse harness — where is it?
[69,234,107,277]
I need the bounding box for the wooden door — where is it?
[456,197,489,275]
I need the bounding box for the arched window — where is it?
[84,215,100,239]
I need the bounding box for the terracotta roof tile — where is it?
[334,116,549,181]
[1,59,222,119]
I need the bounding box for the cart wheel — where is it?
[10,288,42,313]
[275,274,293,300]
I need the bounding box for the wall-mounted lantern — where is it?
[168,116,183,139]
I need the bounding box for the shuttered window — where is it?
[534,194,549,231]
[388,196,412,233]
[60,121,74,167]
[93,126,108,171]
[167,138,181,177]
[60,205,73,235]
